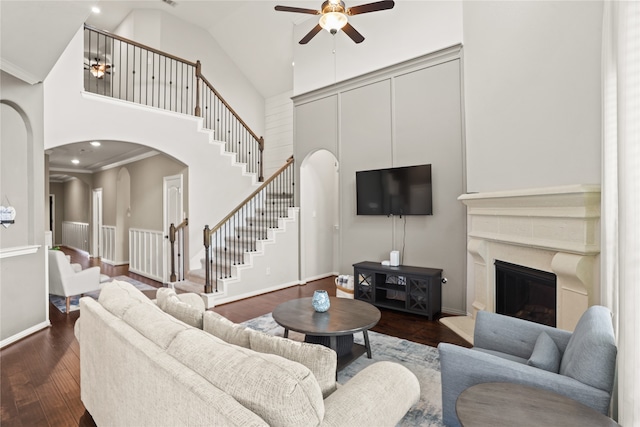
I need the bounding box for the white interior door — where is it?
[92,188,103,257]
[163,175,184,283]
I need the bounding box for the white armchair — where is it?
[48,250,103,313]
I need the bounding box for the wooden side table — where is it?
[456,382,618,427]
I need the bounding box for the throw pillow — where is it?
[157,288,204,329]
[249,330,338,397]
[164,296,204,329]
[527,331,561,373]
[155,287,172,311]
[203,311,251,348]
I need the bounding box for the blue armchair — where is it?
[438,306,617,427]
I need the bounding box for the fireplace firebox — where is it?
[495,260,557,327]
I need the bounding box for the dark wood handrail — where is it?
[84,24,198,67]
[85,24,264,181]
[205,156,293,238]
[197,73,264,145]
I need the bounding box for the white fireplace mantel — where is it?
[442,185,601,343]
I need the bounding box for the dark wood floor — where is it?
[1,246,470,427]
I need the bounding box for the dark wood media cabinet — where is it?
[353,261,443,320]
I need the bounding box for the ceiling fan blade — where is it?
[275,5,320,15]
[347,0,394,16]
[342,22,365,43]
[299,24,323,44]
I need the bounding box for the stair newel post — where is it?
[195,60,202,118]
[203,225,212,294]
[291,157,295,207]
[169,223,177,282]
[258,136,265,182]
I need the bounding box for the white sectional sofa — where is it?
[75,280,420,426]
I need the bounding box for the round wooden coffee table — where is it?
[272,297,380,370]
[456,382,619,427]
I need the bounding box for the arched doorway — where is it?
[299,149,339,281]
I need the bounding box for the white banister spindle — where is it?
[129,228,163,282]
[101,226,116,265]
[61,221,89,252]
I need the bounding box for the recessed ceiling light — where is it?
[72,159,80,165]
[90,141,101,147]
[92,6,100,14]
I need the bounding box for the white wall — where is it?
[463,1,603,193]
[263,91,294,178]
[45,28,259,271]
[1,71,48,345]
[292,1,463,95]
[115,10,266,138]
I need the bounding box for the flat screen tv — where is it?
[356,164,432,216]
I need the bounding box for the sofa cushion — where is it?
[249,329,338,397]
[203,311,251,348]
[156,288,204,329]
[98,281,190,350]
[471,347,528,365]
[98,280,157,318]
[122,302,191,350]
[167,329,325,427]
[559,306,617,392]
[527,331,561,373]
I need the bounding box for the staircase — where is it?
[174,157,296,304]
[187,193,294,281]
[82,25,300,300]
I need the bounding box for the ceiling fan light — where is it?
[90,63,106,79]
[319,12,348,34]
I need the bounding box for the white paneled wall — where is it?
[101,225,116,265]
[263,91,294,178]
[61,221,89,252]
[129,228,163,282]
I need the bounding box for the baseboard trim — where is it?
[300,272,337,284]
[100,258,128,266]
[1,320,51,349]
[213,280,303,305]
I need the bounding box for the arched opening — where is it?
[299,149,340,281]
[1,101,34,247]
[46,140,187,281]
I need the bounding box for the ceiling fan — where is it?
[84,58,111,79]
[275,0,395,44]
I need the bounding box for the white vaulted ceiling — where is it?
[1,0,318,97]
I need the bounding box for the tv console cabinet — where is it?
[353,262,443,320]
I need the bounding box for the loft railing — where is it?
[168,218,188,283]
[198,71,264,181]
[84,24,264,181]
[203,156,294,293]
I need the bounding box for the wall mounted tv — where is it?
[356,164,433,216]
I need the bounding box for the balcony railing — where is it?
[84,24,264,181]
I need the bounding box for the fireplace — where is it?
[440,185,601,343]
[495,260,556,327]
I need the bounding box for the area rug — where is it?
[49,275,158,313]
[242,313,444,427]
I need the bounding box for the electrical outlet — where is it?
[266,267,271,275]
